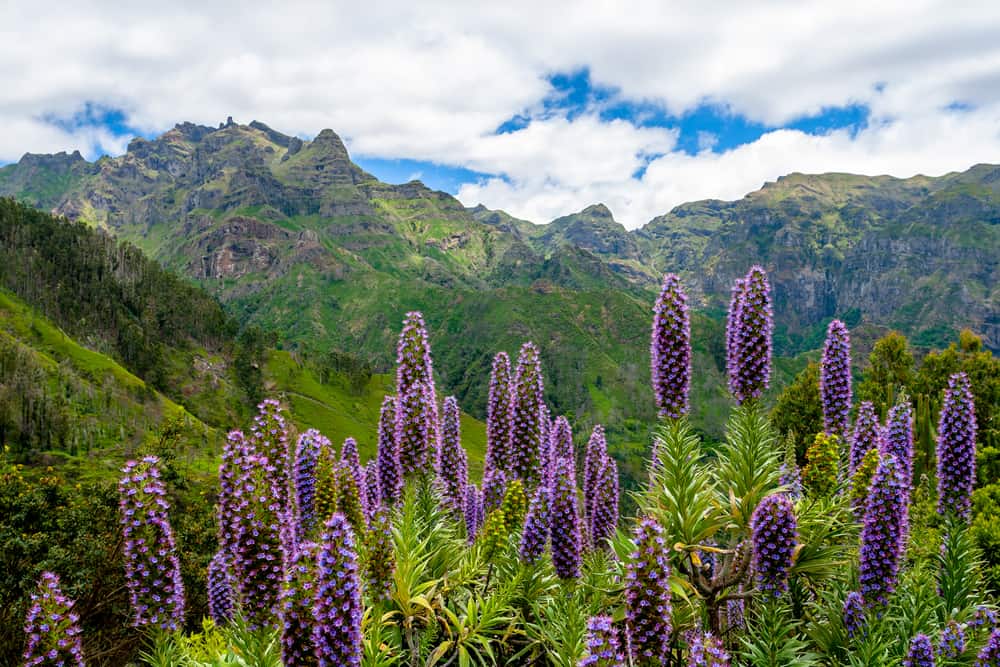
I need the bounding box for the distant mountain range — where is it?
[1,118,996,450]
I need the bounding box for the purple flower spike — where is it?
[729,266,773,404]
[464,483,482,541]
[589,455,619,551]
[281,541,320,667]
[519,484,550,565]
[975,628,1000,666]
[938,620,965,660]
[438,396,469,511]
[294,429,326,540]
[686,630,730,667]
[580,615,626,667]
[937,372,977,521]
[883,400,914,490]
[341,437,362,486]
[843,591,865,638]
[396,380,435,480]
[395,312,439,446]
[218,430,249,557]
[625,518,672,664]
[362,461,381,523]
[750,493,797,597]
[313,513,363,667]
[850,402,880,475]
[820,319,852,437]
[208,549,234,625]
[725,277,747,397]
[549,416,574,485]
[486,352,514,477]
[482,467,507,515]
[376,395,402,506]
[509,342,547,489]
[551,457,582,579]
[249,398,291,507]
[903,634,935,667]
[651,273,692,419]
[859,454,908,607]
[22,572,84,667]
[583,425,608,521]
[119,456,185,630]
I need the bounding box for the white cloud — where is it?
[2,1,1000,227]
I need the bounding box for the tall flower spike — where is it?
[376,395,402,506]
[975,628,1000,666]
[249,399,291,507]
[686,630,730,667]
[903,634,935,667]
[218,430,249,557]
[362,461,381,523]
[335,459,367,533]
[820,319,852,437]
[314,514,363,667]
[802,432,840,498]
[341,437,362,486]
[438,396,468,511]
[280,541,320,667]
[519,484,550,565]
[750,493,797,597]
[625,517,672,664]
[22,572,84,667]
[725,277,747,397]
[651,273,692,419]
[294,429,326,540]
[549,416,574,485]
[396,380,434,479]
[363,507,395,604]
[509,342,547,489]
[207,549,234,625]
[937,372,977,521]
[583,425,608,522]
[859,454,908,607]
[464,483,482,541]
[883,400,914,490]
[843,591,865,638]
[481,467,507,514]
[395,311,439,446]
[850,402,880,474]
[118,456,185,629]
[730,266,773,404]
[580,615,626,667]
[551,457,582,579]
[938,620,965,660]
[589,455,619,550]
[485,351,514,477]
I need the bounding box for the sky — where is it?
[3,1,1000,228]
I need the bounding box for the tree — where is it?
[771,362,823,462]
[857,331,913,417]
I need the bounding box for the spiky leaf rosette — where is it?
[859,454,908,607]
[362,507,395,604]
[280,541,319,667]
[438,396,468,511]
[884,400,914,490]
[218,430,249,557]
[726,277,747,397]
[843,591,865,638]
[820,319,852,437]
[937,372,977,521]
[975,628,1000,666]
[362,461,380,523]
[589,455,619,550]
[509,342,546,489]
[464,483,482,541]
[850,402,881,474]
[335,459,367,533]
[118,456,185,629]
[903,634,935,667]
[730,266,773,404]
[396,380,435,480]
[551,457,583,579]
[482,467,507,514]
[750,493,797,597]
[231,452,284,628]
[207,549,234,625]
[802,432,840,498]
[486,351,514,477]
[851,448,881,515]
[686,630,730,667]
[651,273,692,418]
[249,399,291,507]
[22,572,84,667]
[549,415,574,485]
[625,517,672,664]
[580,615,626,667]
[294,429,327,540]
[519,484,550,564]
[314,513,363,667]
[376,395,402,506]
[938,620,965,660]
[583,425,608,520]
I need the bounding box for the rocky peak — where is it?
[17,150,85,171]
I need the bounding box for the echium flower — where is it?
[376,395,402,506]
[938,620,965,660]
[363,507,395,604]
[486,352,514,477]
[729,266,773,404]
[207,549,234,625]
[589,455,619,550]
[119,456,185,629]
[396,311,437,397]
[651,273,692,419]
[22,572,84,667]
[820,319,852,437]
[549,416,574,485]
[551,457,582,579]
[280,541,319,667]
[341,437,362,488]
[314,444,339,527]
[218,430,249,557]
[859,454,908,607]
[725,277,747,396]
[686,630,730,667]
[884,400,914,490]
[851,448,881,515]
[500,479,529,533]
[314,513,363,667]
[481,467,507,514]
[726,597,745,633]
[750,493,797,597]
[249,399,291,507]
[580,616,626,667]
[625,517,672,664]
[802,432,840,498]
[395,380,435,479]
[335,459,367,533]
[464,483,482,541]
[362,461,380,523]
[971,605,999,631]
[437,396,468,511]
[937,372,977,521]
[509,342,547,489]
[976,628,1000,667]
[904,634,935,667]
[294,429,327,540]
[843,591,865,638]
[480,508,510,557]
[231,452,284,628]
[539,404,551,477]
[583,425,608,521]
[850,402,881,474]
[519,484,550,565]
